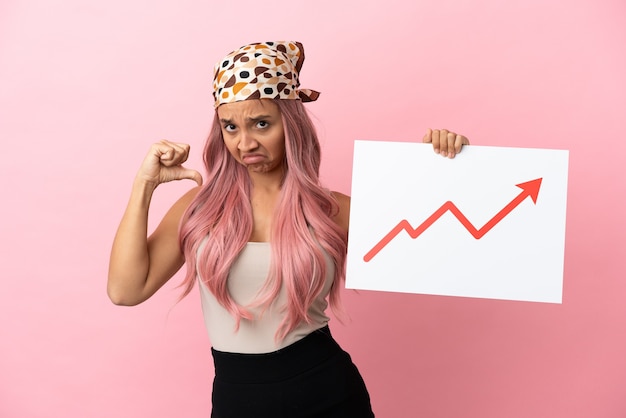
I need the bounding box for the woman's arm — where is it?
[331,191,351,234]
[107,141,202,306]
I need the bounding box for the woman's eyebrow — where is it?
[248,114,272,122]
[219,115,272,124]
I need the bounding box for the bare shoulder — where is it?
[330,191,351,233]
[173,186,202,213]
[154,186,202,234]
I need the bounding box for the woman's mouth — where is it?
[241,153,265,165]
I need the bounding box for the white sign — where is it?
[346,141,569,303]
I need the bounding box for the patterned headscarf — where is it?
[212,41,320,108]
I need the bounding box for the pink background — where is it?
[1,0,625,417]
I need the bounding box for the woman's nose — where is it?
[238,130,259,151]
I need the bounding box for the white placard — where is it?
[346,141,569,303]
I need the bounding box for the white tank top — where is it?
[198,242,333,354]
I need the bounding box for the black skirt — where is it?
[210,326,375,418]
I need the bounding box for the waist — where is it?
[211,326,344,384]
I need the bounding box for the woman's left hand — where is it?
[422,129,470,159]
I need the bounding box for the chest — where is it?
[249,191,280,242]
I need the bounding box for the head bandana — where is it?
[212,41,320,108]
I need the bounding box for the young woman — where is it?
[107,41,469,417]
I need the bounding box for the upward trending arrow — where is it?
[363,178,543,262]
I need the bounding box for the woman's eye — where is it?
[224,124,236,132]
[256,121,268,129]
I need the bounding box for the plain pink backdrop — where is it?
[1,0,625,417]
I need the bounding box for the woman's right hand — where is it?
[136,140,203,188]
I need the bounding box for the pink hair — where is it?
[178,99,347,340]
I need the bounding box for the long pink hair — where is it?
[178,99,347,340]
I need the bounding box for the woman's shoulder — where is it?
[330,191,350,206]
[330,191,351,233]
[162,186,202,224]
[176,186,202,209]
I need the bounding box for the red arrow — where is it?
[363,178,543,262]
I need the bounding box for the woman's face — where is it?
[217,99,286,175]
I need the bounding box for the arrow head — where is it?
[515,178,543,204]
